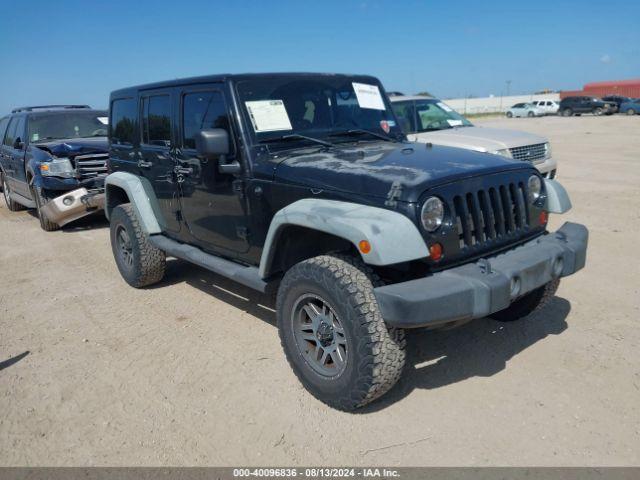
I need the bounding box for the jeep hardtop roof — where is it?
[110,72,381,98]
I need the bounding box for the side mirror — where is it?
[195,128,229,159]
[13,138,24,150]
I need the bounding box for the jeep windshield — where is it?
[391,99,473,134]
[235,75,403,147]
[28,112,109,143]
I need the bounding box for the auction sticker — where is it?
[245,100,293,132]
[352,82,385,110]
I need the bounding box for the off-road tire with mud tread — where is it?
[277,254,406,411]
[490,278,560,322]
[32,185,60,231]
[110,203,166,288]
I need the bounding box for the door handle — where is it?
[137,160,153,169]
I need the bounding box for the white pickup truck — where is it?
[390,95,558,178]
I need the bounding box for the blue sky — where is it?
[1,0,638,115]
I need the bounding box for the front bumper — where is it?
[375,222,588,328]
[40,188,105,227]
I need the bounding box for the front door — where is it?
[5,116,29,197]
[138,89,181,233]
[174,85,249,256]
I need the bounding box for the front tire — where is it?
[562,108,573,117]
[593,107,603,116]
[32,185,60,231]
[527,111,534,117]
[627,108,636,116]
[490,279,560,322]
[277,254,406,411]
[110,203,166,288]
[506,111,513,118]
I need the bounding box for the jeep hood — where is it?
[33,137,108,158]
[273,142,533,203]
[409,126,547,152]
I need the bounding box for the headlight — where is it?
[491,148,513,159]
[421,196,444,232]
[527,175,542,204]
[40,157,75,178]
[543,142,552,159]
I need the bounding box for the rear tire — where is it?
[277,254,406,411]
[562,108,573,117]
[527,111,534,117]
[31,185,60,231]
[110,203,166,288]
[490,279,560,322]
[593,107,603,116]
[627,109,636,116]
[2,174,25,211]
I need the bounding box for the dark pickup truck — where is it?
[104,73,588,410]
[0,105,108,230]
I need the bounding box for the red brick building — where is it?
[560,78,640,99]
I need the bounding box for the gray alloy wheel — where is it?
[291,293,348,377]
[594,107,603,116]
[115,224,135,270]
[627,108,636,116]
[562,108,572,117]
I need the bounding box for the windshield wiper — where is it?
[329,129,398,143]
[259,133,335,148]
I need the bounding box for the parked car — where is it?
[559,96,615,116]
[531,100,560,115]
[602,95,631,111]
[619,98,640,115]
[104,72,588,410]
[390,96,557,178]
[0,105,108,230]
[506,103,544,118]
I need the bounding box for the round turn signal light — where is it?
[429,243,443,261]
[358,240,372,254]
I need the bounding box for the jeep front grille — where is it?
[453,182,529,249]
[509,143,546,162]
[74,153,108,180]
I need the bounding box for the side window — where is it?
[390,101,416,133]
[13,117,25,145]
[3,118,18,147]
[142,95,171,147]
[182,91,233,152]
[110,98,137,146]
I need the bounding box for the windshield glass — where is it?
[28,112,109,143]
[235,75,402,146]
[392,99,472,133]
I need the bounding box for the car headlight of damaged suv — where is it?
[40,157,75,178]
[421,196,445,232]
[527,175,542,204]
[543,142,552,159]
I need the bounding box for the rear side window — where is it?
[3,117,24,147]
[182,91,232,150]
[142,95,171,147]
[110,98,137,146]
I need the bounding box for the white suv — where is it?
[390,96,558,178]
[531,100,560,115]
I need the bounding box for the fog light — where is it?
[429,243,443,261]
[62,196,74,206]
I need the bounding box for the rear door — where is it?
[174,84,249,256]
[138,89,181,233]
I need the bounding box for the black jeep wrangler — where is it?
[105,73,588,410]
[0,105,109,230]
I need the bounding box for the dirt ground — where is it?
[1,115,639,466]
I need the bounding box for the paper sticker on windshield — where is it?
[447,119,463,126]
[97,116,109,125]
[437,102,453,112]
[352,82,386,110]
[245,100,293,132]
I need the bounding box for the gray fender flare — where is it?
[104,171,163,234]
[258,198,428,278]
[544,179,572,214]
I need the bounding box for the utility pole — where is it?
[506,80,512,98]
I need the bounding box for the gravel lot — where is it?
[1,115,639,466]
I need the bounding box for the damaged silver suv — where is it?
[0,105,109,230]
